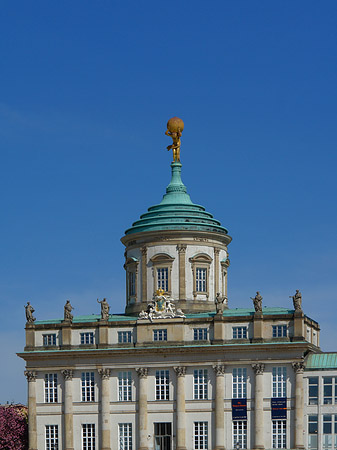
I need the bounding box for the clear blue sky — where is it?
[1,0,336,404]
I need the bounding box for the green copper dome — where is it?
[125,162,229,235]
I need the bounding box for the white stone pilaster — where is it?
[62,369,74,450]
[25,371,37,450]
[252,363,265,450]
[213,365,226,450]
[136,368,148,450]
[98,368,111,450]
[292,361,305,450]
[174,367,187,450]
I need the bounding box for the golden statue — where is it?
[165,117,184,162]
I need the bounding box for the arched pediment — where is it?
[189,253,213,264]
[150,253,175,264]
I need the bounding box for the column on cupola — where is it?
[213,365,226,450]
[61,369,74,450]
[98,368,111,450]
[25,371,37,450]
[252,363,265,450]
[174,367,187,450]
[214,247,220,295]
[292,361,305,449]
[177,244,187,300]
[136,368,149,450]
[141,246,147,302]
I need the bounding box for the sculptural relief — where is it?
[138,289,185,322]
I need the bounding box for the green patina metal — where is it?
[124,161,229,235]
[306,353,337,369]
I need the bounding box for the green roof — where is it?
[124,161,229,235]
[306,353,337,369]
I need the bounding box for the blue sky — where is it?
[1,0,336,404]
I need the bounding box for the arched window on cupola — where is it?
[124,257,139,304]
[150,253,175,296]
[189,253,213,300]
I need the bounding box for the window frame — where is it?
[118,371,132,402]
[44,373,58,403]
[189,253,212,299]
[118,330,132,344]
[119,423,132,450]
[153,329,167,342]
[233,421,247,449]
[82,423,96,450]
[193,328,208,341]
[272,325,287,338]
[81,372,95,402]
[272,420,287,448]
[124,257,139,304]
[80,332,95,345]
[155,370,170,401]
[150,253,174,296]
[45,424,58,450]
[43,333,57,346]
[272,367,287,398]
[233,326,248,339]
[193,369,208,400]
[194,421,208,450]
[232,368,247,399]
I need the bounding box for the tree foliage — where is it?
[0,405,28,450]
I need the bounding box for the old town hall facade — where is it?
[19,120,334,450]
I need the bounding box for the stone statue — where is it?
[215,292,228,314]
[290,290,302,311]
[165,117,184,162]
[97,297,110,320]
[64,300,74,322]
[251,291,263,312]
[24,301,36,323]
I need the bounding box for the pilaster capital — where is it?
[213,364,226,376]
[61,369,74,380]
[177,244,187,254]
[141,246,147,256]
[252,363,265,374]
[136,367,148,378]
[98,368,111,379]
[24,370,37,382]
[174,366,186,377]
[292,361,305,374]
[214,247,221,256]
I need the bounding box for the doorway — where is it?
[154,422,172,450]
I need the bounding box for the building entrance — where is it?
[154,423,172,450]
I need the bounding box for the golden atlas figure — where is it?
[165,116,184,162]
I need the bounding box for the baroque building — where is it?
[19,119,331,450]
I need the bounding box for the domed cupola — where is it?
[121,118,232,315]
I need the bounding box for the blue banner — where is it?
[232,398,247,420]
[271,397,287,419]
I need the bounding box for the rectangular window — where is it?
[308,415,318,450]
[82,424,95,450]
[233,421,247,449]
[272,367,287,398]
[194,369,208,400]
[43,334,56,346]
[118,371,132,401]
[308,377,319,405]
[118,331,132,343]
[157,268,169,292]
[45,425,58,450]
[194,328,208,340]
[323,415,332,450]
[156,370,169,400]
[44,374,58,403]
[81,372,95,402]
[153,329,167,341]
[233,368,247,399]
[154,423,172,450]
[196,268,207,292]
[80,332,94,345]
[194,422,208,450]
[233,327,248,339]
[272,325,287,338]
[324,377,333,404]
[119,423,132,450]
[128,272,135,296]
[272,420,286,448]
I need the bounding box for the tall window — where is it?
[118,371,132,401]
[194,328,208,341]
[118,331,132,343]
[272,367,287,397]
[153,329,167,341]
[81,372,95,402]
[308,415,318,450]
[156,370,169,400]
[44,374,58,403]
[82,424,96,450]
[233,368,247,399]
[43,334,56,346]
[233,421,247,449]
[128,272,135,296]
[194,422,208,450]
[119,423,132,450]
[196,268,207,292]
[272,420,286,448]
[272,325,287,338]
[45,425,58,450]
[323,414,333,450]
[157,268,169,292]
[80,332,94,345]
[324,377,333,404]
[308,377,319,405]
[233,327,247,339]
[194,369,208,400]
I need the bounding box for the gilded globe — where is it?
[167,117,184,133]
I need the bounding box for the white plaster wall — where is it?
[36,414,63,450]
[73,414,99,450]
